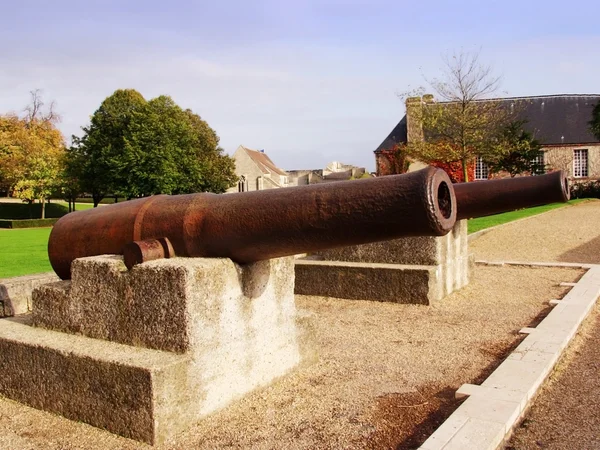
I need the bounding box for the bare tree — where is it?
[23,89,59,125]
[403,50,517,182]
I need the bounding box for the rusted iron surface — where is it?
[48,167,456,280]
[454,171,569,220]
[123,237,175,270]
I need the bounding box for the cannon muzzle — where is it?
[454,171,570,220]
[49,167,457,279]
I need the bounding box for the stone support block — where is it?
[0,273,58,316]
[296,220,471,303]
[0,255,305,444]
[295,260,439,304]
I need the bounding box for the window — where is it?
[573,149,588,178]
[474,156,489,180]
[531,153,545,175]
[237,176,247,192]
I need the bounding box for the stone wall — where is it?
[544,143,600,179]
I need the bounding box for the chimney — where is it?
[406,96,425,143]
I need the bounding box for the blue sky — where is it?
[1,0,598,171]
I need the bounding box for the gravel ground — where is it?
[0,266,579,449]
[471,200,600,264]
[2,200,599,449]
[505,303,600,450]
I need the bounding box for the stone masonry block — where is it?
[2,255,305,444]
[294,260,439,304]
[0,317,189,445]
[312,219,468,266]
[0,272,58,316]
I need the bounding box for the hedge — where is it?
[0,203,69,219]
[571,180,600,199]
[75,197,128,204]
[0,218,59,229]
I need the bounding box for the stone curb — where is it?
[419,262,600,450]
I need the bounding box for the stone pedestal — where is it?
[295,220,472,304]
[0,256,304,445]
[0,273,58,316]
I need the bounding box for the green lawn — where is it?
[0,227,53,278]
[467,199,591,234]
[0,202,98,278]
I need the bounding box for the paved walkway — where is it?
[471,200,600,449]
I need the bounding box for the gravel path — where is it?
[471,200,600,264]
[0,266,579,449]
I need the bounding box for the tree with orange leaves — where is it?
[0,90,65,218]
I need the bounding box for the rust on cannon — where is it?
[454,170,570,220]
[48,167,456,280]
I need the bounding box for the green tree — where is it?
[485,121,544,177]
[404,50,516,182]
[590,101,600,141]
[71,89,147,206]
[73,90,236,204]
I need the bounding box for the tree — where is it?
[590,101,600,141]
[485,120,544,177]
[0,91,65,218]
[404,50,516,182]
[70,89,147,206]
[72,89,236,204]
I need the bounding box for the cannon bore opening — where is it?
[437,181,452,219]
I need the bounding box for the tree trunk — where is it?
[93,193,102,208]
[41,197,46,219]
[462,159,469,183]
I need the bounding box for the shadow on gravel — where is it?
[394,306,557,450]
[558,235,600,264]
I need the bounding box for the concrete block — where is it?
[0,317,189,445]
[0,272,58,316]
[441,418,506,450]
[2,255,306,444]
[313,220,468,265]
[418,414,468,449]
[455,384,527,410]
[452,396,522,429]
[481,359,549,399]
[294,260,438,304]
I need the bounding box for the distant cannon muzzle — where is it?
[454,171,570,220]
[49,167,457,280]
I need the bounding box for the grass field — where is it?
[0,227,53,278]
[467,199,591,234]
[0,202,97,278]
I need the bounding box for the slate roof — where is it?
[375,94,600,151]
[374,116,407,152]
[240,146,288,176]
[509,95,600,145]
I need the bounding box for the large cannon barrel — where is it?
[454,170,570,220]
[49,167,457,280]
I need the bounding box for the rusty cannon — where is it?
[49,167,457,280]
[453,170,570,220]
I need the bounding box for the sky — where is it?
[1,0,599,172]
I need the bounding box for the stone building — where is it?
[227,145,289,193]
[287,161,371,186]
[375,94,600,181]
